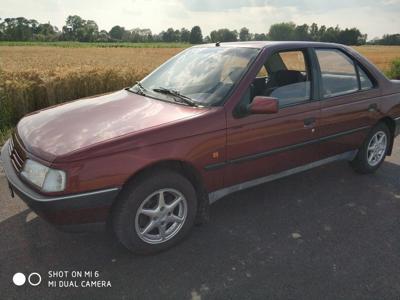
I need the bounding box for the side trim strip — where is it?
[204,162,228,171]
[230,138,319,165]
[36,188,121,202]
[208,150,358,204]
[319,126,370,142]
[205,125,369,170]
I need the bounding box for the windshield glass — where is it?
[134,47,260,106]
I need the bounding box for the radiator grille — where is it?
[8,134,26,173]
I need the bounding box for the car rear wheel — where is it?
[350,123,390,174]
[112,170,197,254]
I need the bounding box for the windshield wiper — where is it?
[152,87,199,107]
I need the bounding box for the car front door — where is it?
[224,48,321,188]
[313,48,381,159]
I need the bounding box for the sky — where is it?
[0,0,399,39]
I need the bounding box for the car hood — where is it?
[17,89,207,161]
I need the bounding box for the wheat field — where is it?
[0,44,399,144]
[1,45,399,72]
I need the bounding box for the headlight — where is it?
[21,159,66,192]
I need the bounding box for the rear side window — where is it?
[280,51,307,72]
[357,65,374,90]
[316,49,358,98]
[256,65,268,78]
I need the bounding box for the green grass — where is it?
[0,126,12,146]
[0,41,189,48]
[386,58,400,79]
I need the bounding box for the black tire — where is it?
[350,122,390,174]
[112,170,197,254]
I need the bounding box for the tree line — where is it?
[371,34,400,45]
[0,15,399,45]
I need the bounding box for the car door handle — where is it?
[368,103,378,112]
[303,117,316,127]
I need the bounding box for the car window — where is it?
[139,47,260,106]
[280,51,307,72]
[250,50,311,108]
[256,65,268,78]
[316,49,358,98]
[357,65,374,90]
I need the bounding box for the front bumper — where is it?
[1,140,120,226]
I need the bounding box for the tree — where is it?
[174,29,181,42]
[97,30,110,42]
[320,26,340,43]
[162,28,179,42]
[210,28,237,42]
[337,28,365,45]
[268,22,296,41]
[239,27,251,41]
[36,23,56,36]
[189,26,203,44]
[293,24,310,40]
[180,28,190,42]
[309,23,319,41]
[375,34,400,45]
[254,33,267,41]
[62,15,84,40]
[358,34,368,45]
[82,20,98,42]
[1,17,36,41]
[0,18,60,41]
[61,15,98,42]
[128,28,152,42]
[132,28,152,42]
[318,25,327,41]
[34,23,59,41]
[109,25,125,40]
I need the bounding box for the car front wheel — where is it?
[350,122,390,174]
[112,170,197,254]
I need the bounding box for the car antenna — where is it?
[215,41,221,47]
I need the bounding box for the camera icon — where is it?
[13,272,42,286]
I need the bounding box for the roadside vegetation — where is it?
[386,58,400,80]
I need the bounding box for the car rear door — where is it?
[224,48,321,188]
[313,48,381,158]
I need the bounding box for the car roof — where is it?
[195,41,347,50]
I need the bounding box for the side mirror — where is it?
[248,96,279,114]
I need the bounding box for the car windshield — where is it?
[132,46,260,106]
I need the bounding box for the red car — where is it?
[2,41,400,254]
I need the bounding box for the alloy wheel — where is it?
[135,188,188,244]
[367,131,387,167]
